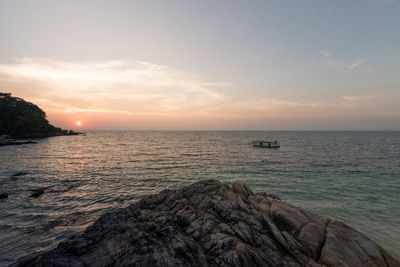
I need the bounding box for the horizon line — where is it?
[71,129,400,132]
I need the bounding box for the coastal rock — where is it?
[13,172,28,177]
[14,179,399,267]
[0,139,37,147]
[10,171,28,180]
[30,188,45,198]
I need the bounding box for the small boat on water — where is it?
[252,140,280,148]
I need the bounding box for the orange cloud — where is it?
[1,58,399,130]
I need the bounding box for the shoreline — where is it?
[0,131,84,147]
[13,179,399,266]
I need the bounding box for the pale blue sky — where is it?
[0,0,399,130]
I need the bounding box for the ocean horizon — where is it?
[1,130,399,264]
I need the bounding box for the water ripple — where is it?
[0,131,399,264]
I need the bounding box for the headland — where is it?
[0,92,83,146]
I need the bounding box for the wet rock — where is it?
[13,172,28,177]
[30,188,45,198]
[11,171,28,180]
[0,140,37,146]
[0,192,8,199]
[14,179,399,267]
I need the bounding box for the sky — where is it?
[0,0,399,130]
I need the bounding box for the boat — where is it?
[252,140,280,148]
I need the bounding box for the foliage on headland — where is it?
[0,92,62,138]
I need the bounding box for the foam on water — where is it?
[0,131,399,264]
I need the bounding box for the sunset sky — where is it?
[1,0,399,130]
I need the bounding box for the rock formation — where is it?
[0,139,37,146]
[14,179,399,267]
[30,188,45,198]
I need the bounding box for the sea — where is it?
[0,131,399,265]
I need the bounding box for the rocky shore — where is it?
[14,179,399,267]
[0,137,36,146]
[0,131,83,147]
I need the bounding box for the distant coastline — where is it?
[0,130,83,147]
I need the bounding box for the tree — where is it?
[0,93,62,137]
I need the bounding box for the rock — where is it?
[12,172,28,177]
[13,179,399,267]
[30,188,45,198]
[23,140,36,144]
[320,220,398,266]
[0,192,8,199]
[61,130,84,136]
[0,140,37,146]
[10,171,28,180]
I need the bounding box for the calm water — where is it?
[0,131,399,265]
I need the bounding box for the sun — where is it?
[76,121,82,126]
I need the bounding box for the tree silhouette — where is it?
[0,93,62,138]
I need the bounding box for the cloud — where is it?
[202,82,231,87]
[341,93,377,101]
[0,58,228,115]
[0,57,398,129]
[320,50,330,57]
[312,56,371,74]
[348,59,365,69]
[5,58,329,120]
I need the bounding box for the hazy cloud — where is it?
[0,57,398,129]
[0,58,228,115]
[348,59,365,69]
[341,93,377,101]
[320,50,331,57]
